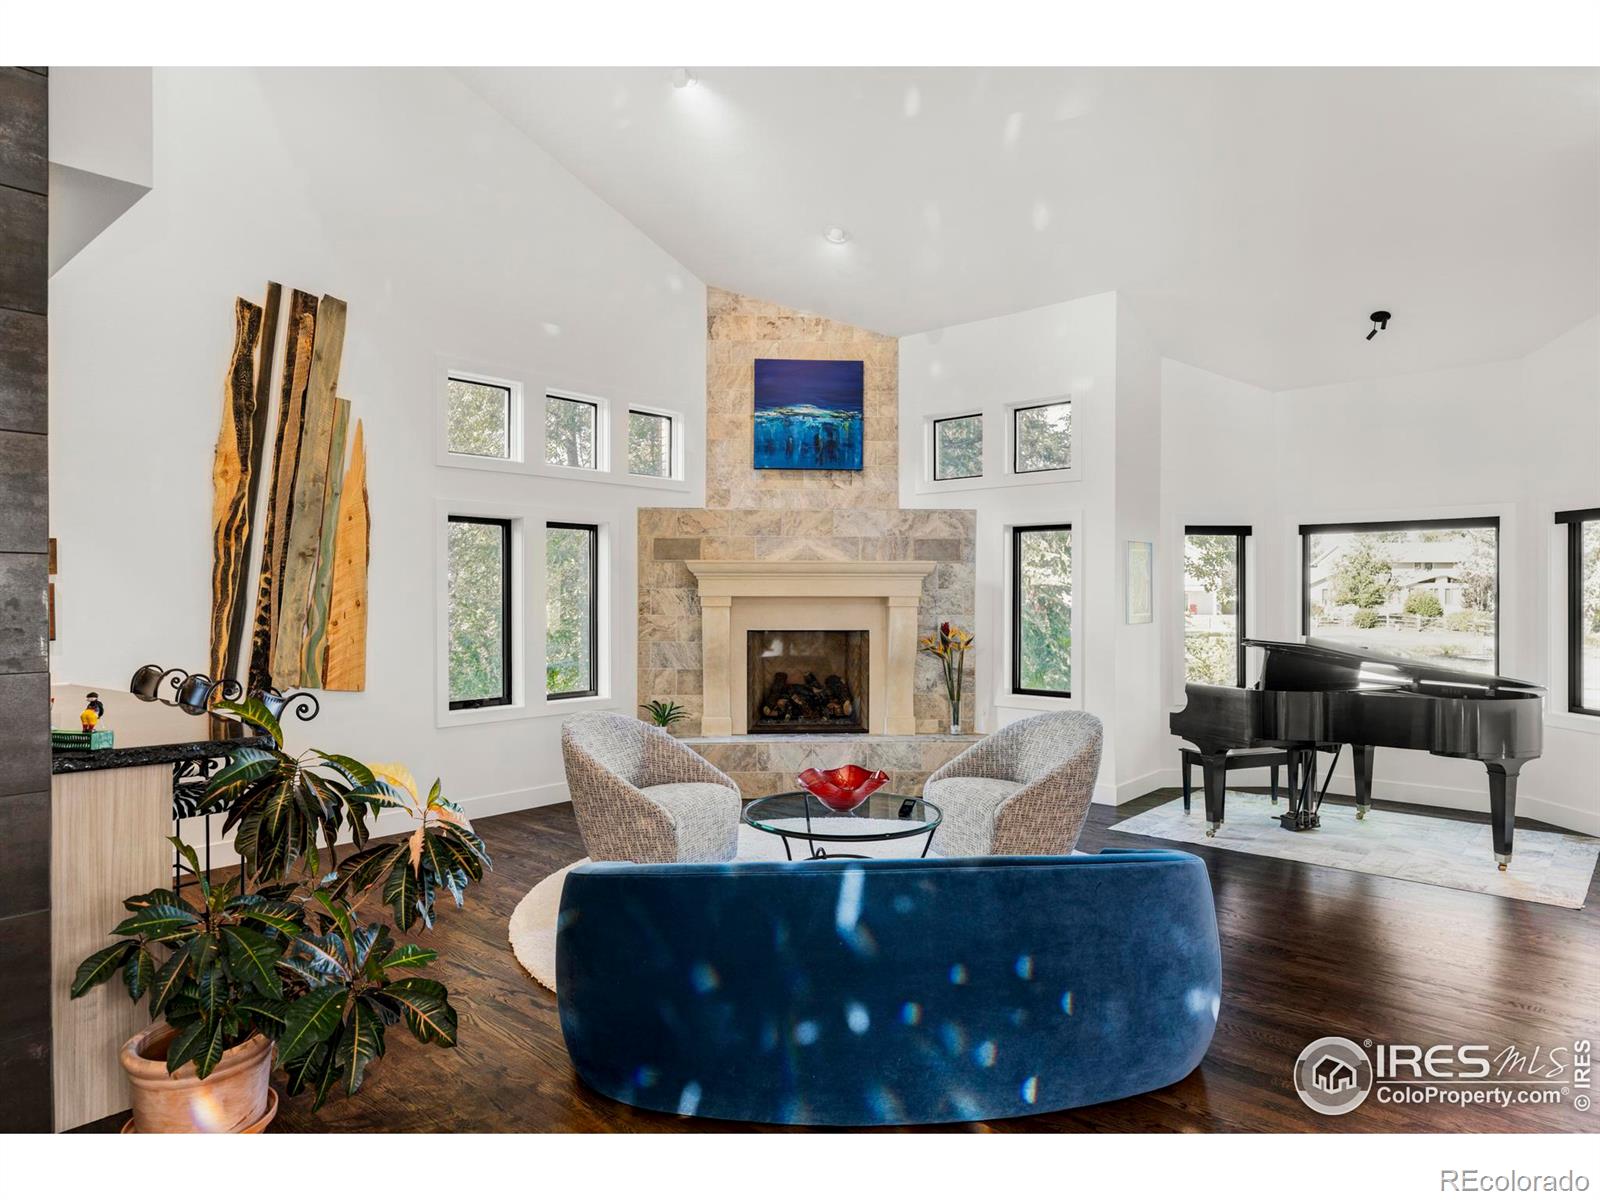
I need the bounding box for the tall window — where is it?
[446,376,512,459]
[933,414,983,480]
[547,523,598,699]
[1184,525,1249,686]
[1013,400,1072,474]
[1301,518,1499,673]
[1557,508,1600,716]
[628,409,673,478]
[447,516,512,710]
[1012,524,1073,697]
[545,394,598,469]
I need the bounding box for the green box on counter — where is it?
[51,728,116,751]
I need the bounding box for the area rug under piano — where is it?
[1110,793,1599,908]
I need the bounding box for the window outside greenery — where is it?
[1185,533,1242,685]
[933,414,983,480]
[1014,525,1072,695]
[547,524,597,698]
[1304,523,1497,673]
[447,518,510,707]
[1014,401,1071,473]
[545,395,597,469]
[628,410,672,477]
[1581,519,1600,712]
[446,378,510,458]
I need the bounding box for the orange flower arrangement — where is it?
[920,621,974,732]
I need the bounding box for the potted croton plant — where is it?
[71,698,490,1132]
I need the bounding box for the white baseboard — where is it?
[1119,766,1597,837]
[176,780,573,871]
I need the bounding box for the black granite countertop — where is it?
[50,685,272,774]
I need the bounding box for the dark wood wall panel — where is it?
[0,61,51,1132]
[0,69,47,195]
[0,187,46,313]
[0,309,47,433]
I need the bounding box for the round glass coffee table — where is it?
[742,791,942,860]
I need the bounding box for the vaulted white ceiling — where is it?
[458,67,1599,390]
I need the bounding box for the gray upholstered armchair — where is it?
[924,711,1104,856]
[560,713,742,863]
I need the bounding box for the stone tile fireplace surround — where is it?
[637,288,979,796]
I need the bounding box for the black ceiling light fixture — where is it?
[1365,310,1392,341]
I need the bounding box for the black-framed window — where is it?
[1556,508,1600,716]
[932,413,983,481]
[546,522,599,700]
[627,409,673,478]
[446,376,512,459]
[1012,400,1072,474]
[1184,525,1250,687]
[1011,524,1073,697]
[1300,517,1499,674]
[545,393,598,469]
[446,516,513,710]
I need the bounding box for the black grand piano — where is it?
[1169,637,1544,869]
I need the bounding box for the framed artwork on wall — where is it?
[753,358,864,470]
[1126,540,1153,624]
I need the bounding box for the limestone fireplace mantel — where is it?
[686,560,936,737]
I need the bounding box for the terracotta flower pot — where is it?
[120,1023,276,1133]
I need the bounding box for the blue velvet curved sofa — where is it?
[556,850,1221,1126]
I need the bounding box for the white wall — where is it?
[1160,317,1600,833]
[49,68,707,843]
[898,293,1130,801]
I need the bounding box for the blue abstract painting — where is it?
[753,358,864,470]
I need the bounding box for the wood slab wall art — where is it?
[208,296,265,681]
[322,420,368,691]
[211,285,369,696]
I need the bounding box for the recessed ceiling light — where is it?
[670,68,697,89]
[824,226,851,245]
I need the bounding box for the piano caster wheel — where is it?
[1205,824,1219,839]
[1496,854,1512,873]
[1356,807,1369,821]
[1498,863,1507,872]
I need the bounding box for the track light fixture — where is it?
[1366,310,1392,341]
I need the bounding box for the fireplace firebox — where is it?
[746,630,869,734]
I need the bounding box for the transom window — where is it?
[446,516,512,710]
[1301,517,1499,674]
[628,409,673,478]
[1184,526,1250,687]
[1013,400,1072,474]
[445,376,512,459]
[1012,524,1073,697]
[546,522,598,700]
[1556,508,1600,716]
[545,394,598,470]
[932,414,983,481]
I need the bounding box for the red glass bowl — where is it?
[797,764,890,813]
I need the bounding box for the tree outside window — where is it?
[1013,525,1072,695]
[545,395,597,469]
[447,517,511,708]
[547,523,597,698]
[1184,530,1246,686]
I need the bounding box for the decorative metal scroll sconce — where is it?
[128,664,319,725]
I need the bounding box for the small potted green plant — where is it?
[640,699,688,729]
[71,698,489,1132]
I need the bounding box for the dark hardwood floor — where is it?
[86,789,1600,1133]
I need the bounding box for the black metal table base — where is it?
[777,828,938,861]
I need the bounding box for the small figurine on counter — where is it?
[80,704,100,734]
[85,691,105,719]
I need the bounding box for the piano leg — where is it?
[1485,760,1528,871]
[1351,744,1375,820]
[1200,751,1229,837]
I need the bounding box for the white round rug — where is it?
[508,822,937,992]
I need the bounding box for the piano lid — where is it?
[1242,637,1545,696]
